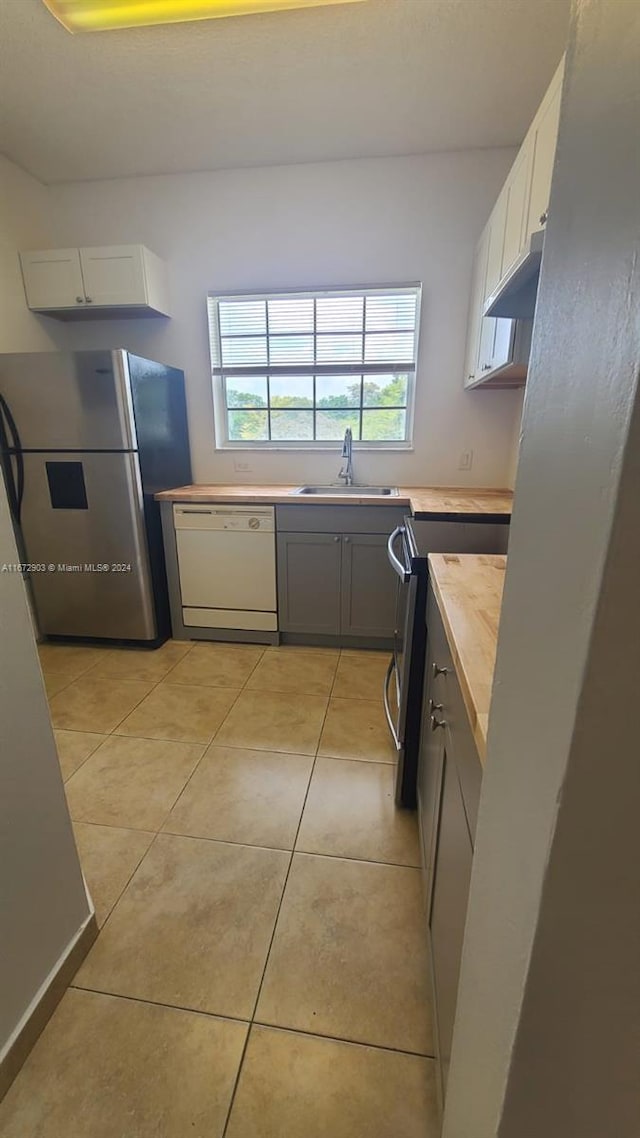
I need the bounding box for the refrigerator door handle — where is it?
[0,394,23,524]
[4,399,25,522]
[112,350,139,451]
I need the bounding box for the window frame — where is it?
[208,284,422,451]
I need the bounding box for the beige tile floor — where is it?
[0,640,438,1138]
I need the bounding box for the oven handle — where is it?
[387,525,411,583]
[383,656,402,752]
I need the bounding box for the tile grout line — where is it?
[68,983,252,1029]
[83,826,166,938]
[251,1019,436,1061]
[67,984,436,1062]
[219,658,338,1137]
[71,819,421,872]
[141,641,268,826]
[60,733,109,784]
[155,649,267,821]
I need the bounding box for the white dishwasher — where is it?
[173,504,277,632]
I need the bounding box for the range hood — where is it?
[484,229,544,320]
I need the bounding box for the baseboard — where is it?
[0,912,98,1102]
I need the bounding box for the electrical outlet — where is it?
[233,459,252,473]
[458,449,473,471]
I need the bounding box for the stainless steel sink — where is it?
[292,485,399,497]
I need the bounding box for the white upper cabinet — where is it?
[462,56,564,389]
[501,142,532,279]
[20,244,170,319]
[484,188,508,300]
[79,246,148,307]
[525,61,564,236]
[463,215,528,390]
[19,249,86,310]
[463,223,490,387]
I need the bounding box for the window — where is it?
[208,285,421,448]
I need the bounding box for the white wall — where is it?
[0,157,60,354]
[46,150,522,487]
[444,1,640,1134]
[0,474,91,1065]
[0,156,91,1076]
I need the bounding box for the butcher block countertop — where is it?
[155,484,513,517]
[428,553,507,764]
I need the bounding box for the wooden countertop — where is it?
[428,553,507,764]
[155,484,513,516]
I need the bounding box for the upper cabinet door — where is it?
[462,224,490,387]
[526,62,564,236]
[20,249,85,310]
[484,188,508,301]
[501,141,533,278]
[79,245,148,307]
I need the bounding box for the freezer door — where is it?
[19,452,156,640]
[0,351,136,451]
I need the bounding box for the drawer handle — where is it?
[430,715,447,732]
[433,663,449,678]
[429,699,443,713]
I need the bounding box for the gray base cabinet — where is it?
[340,533,397,638]
[277,532,342,635]
[276,505,404,644]
[418,584,482,1107]
[428,745,473,1096]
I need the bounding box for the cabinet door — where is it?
[20,249,85,310]
[484,189,508,300]
[429,747,474,1096]
[476,313,497,379]
[462,225,490,388]
[501,141,532,277]
[526,64,563,237]
[277,532,341,635]
[79,245,148,307]
[340,533,396,639]
[417,652,446,911]
[490,315,517,373]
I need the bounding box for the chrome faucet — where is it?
[338,427,354,486]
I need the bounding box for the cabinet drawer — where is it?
[444,667,482,843]
[276,505,405,534]
[425,587,482,844]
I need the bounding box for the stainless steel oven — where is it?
[384,519,428,807]
[384,515,510,807]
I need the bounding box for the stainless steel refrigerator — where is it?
[0,350,191,643]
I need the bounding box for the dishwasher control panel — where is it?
[173,505,275,533]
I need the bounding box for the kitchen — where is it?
[0,2,638,1137]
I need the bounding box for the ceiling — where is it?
[0,0,570,185]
